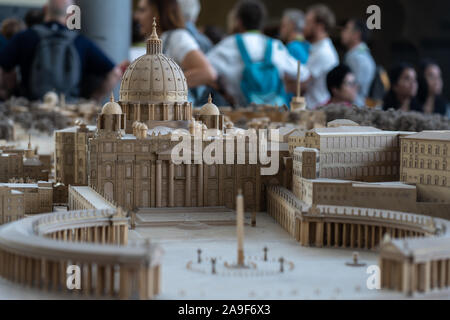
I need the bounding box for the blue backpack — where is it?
[235,34,288,106]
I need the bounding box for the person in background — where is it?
[279,9,310,64]
[417,59,448,116]
[135,0,216,91]
[24,8,45,28]
[341,18,376,108]
[1,18,26,40]
[325,64,357,106]
[177,0,213,54]
[204,25,226,46]
[301,4,339,109]
[207,0,298,107]
[383,62,421,112]
[0,0,127,102]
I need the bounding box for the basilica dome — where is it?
[119,20,188,104]
[102,93,122,115]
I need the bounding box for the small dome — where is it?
[44,91,59,106]
[102,93,122,115]
[132,121,140,128]
[138,123,148,130]
[200,95,220,116]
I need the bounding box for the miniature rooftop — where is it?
[401,130,450,141]
[306,126,417,137]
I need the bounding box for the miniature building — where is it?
[0,151,22,182]
[55,122,97,186]
[0,182,52,215]
[0,185,25,225]
[88,23,285,212]
[299,126,412,182]
[380,236,450,295]
[400,131,450,203]
[0,141,50,183]
[267,186,436,250]
[288,130,305,155]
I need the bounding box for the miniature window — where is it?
[444,147,448,156]
[443,162,447,171]
[176,165,185,178]
[420,145,425,153]
[106,164,112,178]
[67,153,73,165]
[105,143,113,153]
[209,166,216,177]
[435,176,439,185]
[428,160,432,169]
[428,145,432,154]
[420,160,424,169]
[104,182,114,199]
[420,176,424,184]
[435,161,440,170]
[436,146,440,155]
[443,178,447,187]
[427,176,431,185]
[142,166,149,178]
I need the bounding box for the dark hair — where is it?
[388,62,415,87]
[383,62,421,111]
[348,19,370,43]
[148,0,185,32]
[235,0,267,31]
[417,59,448,115]
[327,64,352,96]
[24,8,44,28]
[307,4,336,33]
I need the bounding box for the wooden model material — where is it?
[0,182,52,215]
[400,131,450,203]
[290,61,307,112]
[0,185,24,225]
[88,22,286,212]
[236,189,245,267]
[0,139,50,183]
[54,121,96,186]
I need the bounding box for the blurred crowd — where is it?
[0,0,448,118]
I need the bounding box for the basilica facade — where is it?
[88,22,284,212]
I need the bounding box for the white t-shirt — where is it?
[302,37,339,109]
[161,29,200,66]
[207,33,299,107]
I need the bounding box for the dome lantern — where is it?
[147,17,162,55]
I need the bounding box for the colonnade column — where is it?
[186,164,191,207]
[156,161,162,208]
[169,163,174,207]
[197,163,203,207]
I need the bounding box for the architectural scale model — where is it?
[0,21,449,300]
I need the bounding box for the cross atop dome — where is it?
[147,17,162,55]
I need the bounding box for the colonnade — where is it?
[381,257,450,295]
[0,210,163,299]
